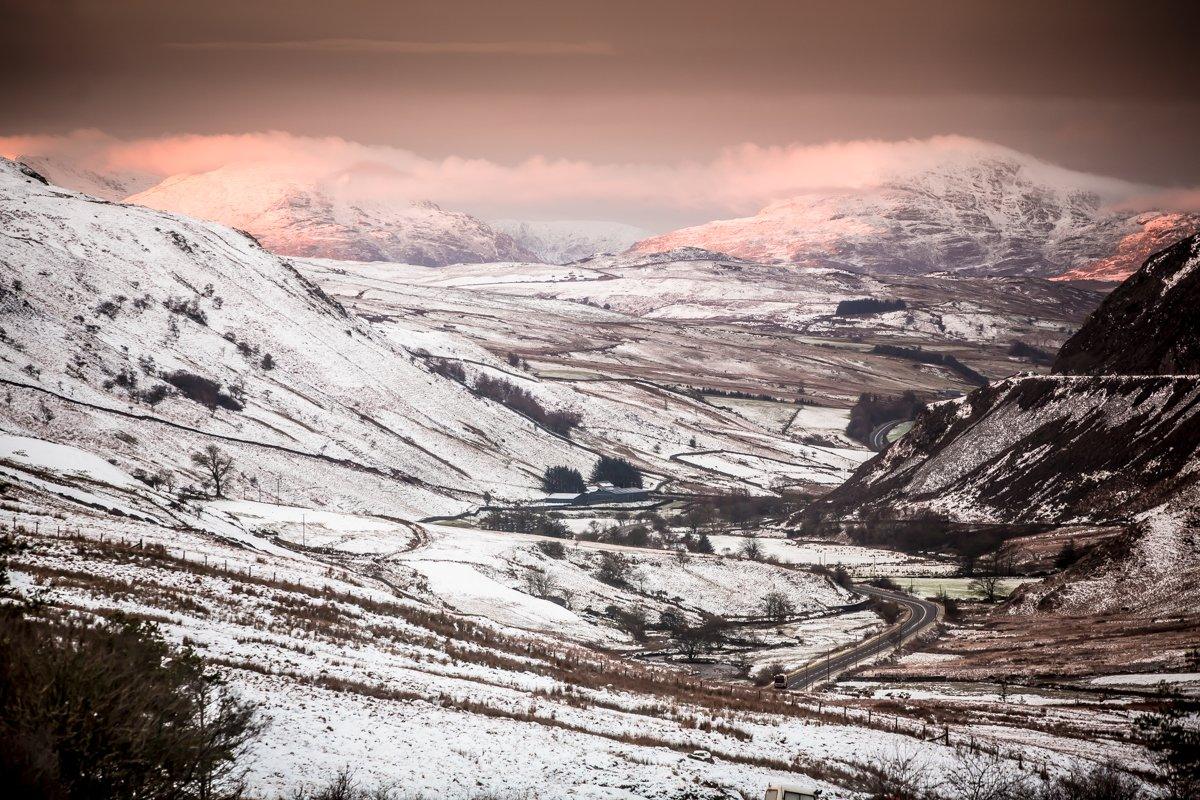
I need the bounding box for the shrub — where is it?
[536,540,567,559]
[589,456,643,488]
[260,353,276,370]
[163,296,208,326]
[137,383,171,406]
[0,609,260,800]
[164,371,243,411]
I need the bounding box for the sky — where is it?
[2,0,1198,227]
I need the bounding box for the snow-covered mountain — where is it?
[18,153,158,201]
[122,164,536,266]
[633,151,1200,281]
[490,219,648,264]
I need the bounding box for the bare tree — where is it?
[942,752,1030,800]
[524,568,558,597]
[672,615,728,661]
[741,536,764,561]
[761,590,795,622]
[968,573,1003,603]
[190,445,234,499]
[855,748,933,800]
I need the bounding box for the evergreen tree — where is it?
[589,456,643,488]
[541,466,585,494]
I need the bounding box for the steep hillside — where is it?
[1054,232,1200,376]
[633,153,1200,279]
[804,375,1200,527]
[0,157,585,520]
[491,219,648,263]
[124,164,535,266]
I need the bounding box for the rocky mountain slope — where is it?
[1054,232,1200,376]
[490,219,648,264]
[633,153,1200,281]
[122,164,536,266]
[807,374,1200,526]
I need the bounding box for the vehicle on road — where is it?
[687,749,713,763]
[773,583,941,690]
[763,784,822,800]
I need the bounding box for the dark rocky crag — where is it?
[1054,232,1200,376]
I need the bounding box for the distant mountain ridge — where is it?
[123,165,536,267]
[491,219,648,264]
[633,151,1200,281]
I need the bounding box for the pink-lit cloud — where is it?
[3,129,1197,228]
[162,39,617,56]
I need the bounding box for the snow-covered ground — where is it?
[5,471,1152,798]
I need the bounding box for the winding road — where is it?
[780,584,942,690]
[867,419,913,451]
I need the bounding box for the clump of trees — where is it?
[846,390,926,444]
[835,297,907,316]
[429,358,466,383]
[1008,339,1055,366]
[677,490,809,531]
[589,456,643,488]
[474,375,582,437]
[760,590,795,622]
[871,344,988,386]
[0,608,261,800]
[481,507,570,537]
[541,466,585,494]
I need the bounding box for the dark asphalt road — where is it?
[783,584,941,690]
[867,419,909,451]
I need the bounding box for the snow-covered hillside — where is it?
[124,164,535,266]
[0,157,584,519]
[633,151,1200,280]
[810,375,1200,526]
[491,219,648,263]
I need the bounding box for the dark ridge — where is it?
[1054,233,1200,376]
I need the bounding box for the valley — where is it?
[0,157,1196,799]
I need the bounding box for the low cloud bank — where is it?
[3,129,1194,228]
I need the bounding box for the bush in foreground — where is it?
[0,608,260,800]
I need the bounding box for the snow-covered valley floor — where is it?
[1,434,1160,798]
